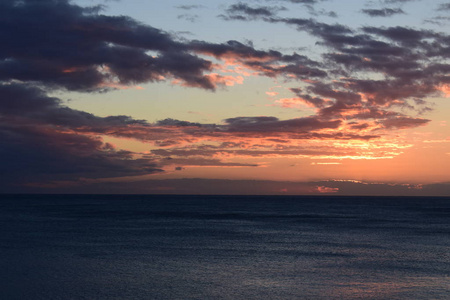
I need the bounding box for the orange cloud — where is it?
[275,97,318,108]
[317,186,339,193]
[438,84,450,97]
[205,73,244,86]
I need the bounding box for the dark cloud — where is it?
[152,116,376,141]
[0,83,163,186]
[361,8,405,17]
[378,116,430,129]
[189,39,326,79]
[177,14,199,23]
[223,3,284,20]
[438,3,450,10]
[289,88,329,108]
[175,5,205,10]
[159,157,259,167]
[382,0,417,3]
[307,8,337,18]
[219,5,448,102]
[222,1,335,20]
[0,0,220,91]
[424,16,450,26]
[190,39,282,60]
[218,0,446,122]
[224,116,341,133]
[150,144,363,159]
[156,118,203,127]
[0,0,446,192]
[0,83,148,128]
[22,177,450,196]
[361,26,437,47]
[302,4,337,18]
[147,116,378,143]
[284,0,322,4]
[0,123,163,186]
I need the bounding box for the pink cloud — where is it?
[317,186,339,193]
[275,97,318,108]
[205,73,244,86]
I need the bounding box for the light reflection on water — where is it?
[0,195,449,299]
[330,277,450,299]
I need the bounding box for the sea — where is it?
[0,194,449,299]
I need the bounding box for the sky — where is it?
[1,0,449,195]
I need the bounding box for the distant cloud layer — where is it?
[0,0,448,193]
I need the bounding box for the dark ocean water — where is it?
[0,195,449,299]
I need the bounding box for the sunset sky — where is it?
[1,0,449,195]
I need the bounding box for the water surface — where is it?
[1,195,449,299]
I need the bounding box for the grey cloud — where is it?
[361,26,438,47]
[219,7,446,123]
[225,3,284,18]
[175,5,205,10]
[361,8,405,17]
[224,116,341,132]
[382,0,417,3]
[289,87,328,108]
[284,0,322,4]
[177,14,199,22]
[1,0,446,191]
[378,116,430,129]
[156,118,204,127]
[0,83,148,129]
[189,39,326,79]
[438,3,450,10]
[0,123,163,186]
[159,157,259,167]
[0,82,163,185]
[33,178,450,196]
[0,0,220,91]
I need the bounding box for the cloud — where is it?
[189,39,326,80]
[16,178,450,196]
[0,123,163,187]
[175,5,205,10]
[361,8,405,17]
[1,80,386,186]
[382,0,417,3]
[0,83,163,186]
[0,0,222,91]
[438,3,450,10]
[378,116,430,129]
[224,116,341,132]
[0,0,446,191]
[218,7,448,111]
[177,14,200,23]
[317,186,339,193]
[222,3,285,20]
[424,16,450,26]
[159,157,259,168]
[283,0,323,4]
[0,83,149,128]
[288,88,330,108]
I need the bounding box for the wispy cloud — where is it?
[361,8,405,17]
[175,4,205,10]
[437,2,450,10]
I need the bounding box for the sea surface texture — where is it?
[0,195,449,299]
